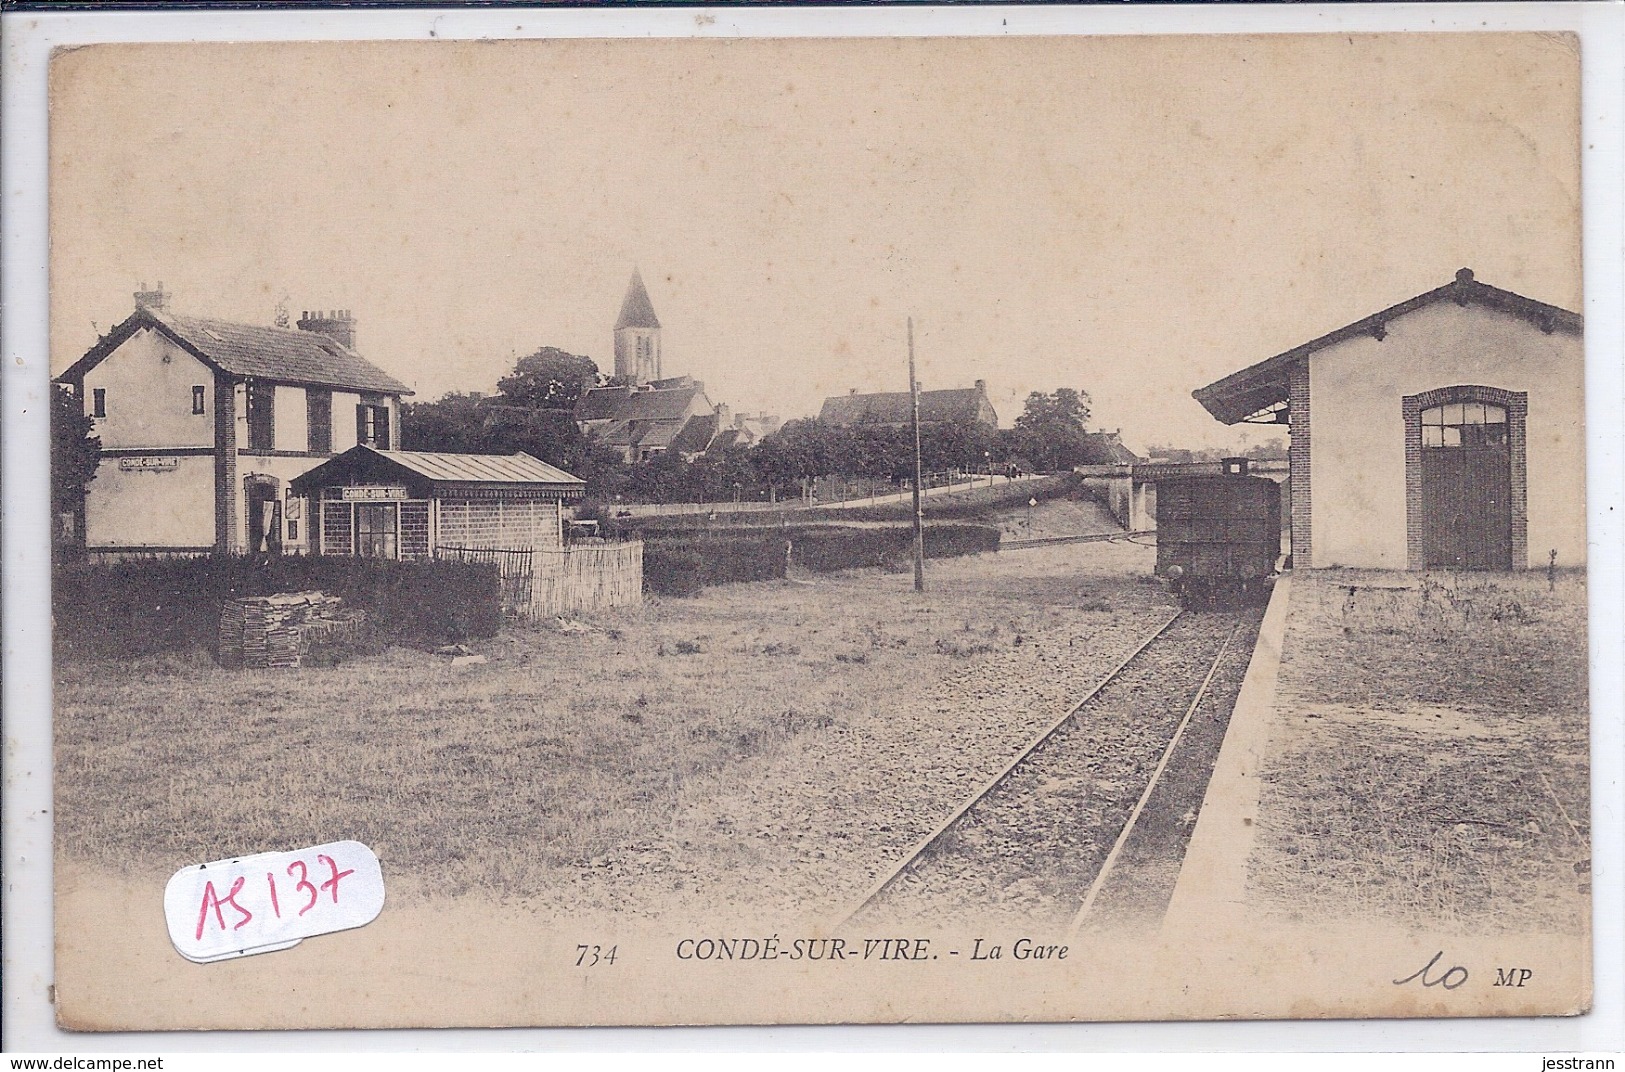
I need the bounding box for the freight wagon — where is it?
[1154,459,1281,607]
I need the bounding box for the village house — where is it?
[55,286,411,556]
[575,375,719,463]
[818,380,998,429]
[575,270,778,463]
[1193,269,1585,571]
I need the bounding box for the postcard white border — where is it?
[3,2,1621,1055]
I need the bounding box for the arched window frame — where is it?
[1401,384,1528,571]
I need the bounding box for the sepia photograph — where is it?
[36,27,1599,1030]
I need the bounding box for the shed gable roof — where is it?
[57,307,412,396]
[1192,269,1582,425]
[290,445,583,498]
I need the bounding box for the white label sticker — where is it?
[162,840,385,963]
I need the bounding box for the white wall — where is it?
[1308,301,1586,569]
[332,391,361,452]
[273,385,308,453]
[82,328,213,449]
[86,456,214,548]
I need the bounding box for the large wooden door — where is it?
[1420,402,1512,570]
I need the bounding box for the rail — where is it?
[830,608,1185,930]
[1065,617,1245,939]
[1001,530,1156,549]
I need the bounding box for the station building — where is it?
[56,287,411,556]
[1193,269,1584,571]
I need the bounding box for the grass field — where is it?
[1249,568,1591,934]
[55,514,1166,909]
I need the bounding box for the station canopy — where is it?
[290,445,586,501]
[1192,269,1582,427]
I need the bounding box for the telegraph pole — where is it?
[908,317,925,593]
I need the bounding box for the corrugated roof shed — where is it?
[291,445,584,498]
[58,307,411,395]
[377,449,583,485]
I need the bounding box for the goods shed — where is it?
[1192,269,1583,571]
[290,445,585,560]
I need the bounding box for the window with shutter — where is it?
[247,383,275,451]
[307,389,333,454]
[356,401,391,449]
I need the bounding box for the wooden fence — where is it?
[436,545,536,619]
[527,540,644,621]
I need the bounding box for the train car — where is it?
[1155,458,1281,607]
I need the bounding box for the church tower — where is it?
[614,269,662,385]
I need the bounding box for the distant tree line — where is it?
[399,349,1102,504]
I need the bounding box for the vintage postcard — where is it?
[45,31,1593,1029]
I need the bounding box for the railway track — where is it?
[1001,530,1156,550]
[835,603,1264,934]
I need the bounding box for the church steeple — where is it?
[614,269,662,384]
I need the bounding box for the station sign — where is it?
[117,456,180,472]
[340,485,408,501]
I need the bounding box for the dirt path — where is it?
[524,545,1177,928]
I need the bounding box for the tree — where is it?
[1012,388,1093,471]
[753,418,841,492]
[400,393,497,454]
[496,347,601,410]
[51,383,100,525]
[920,417,998,475]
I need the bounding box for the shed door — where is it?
[1420,402,1511,570]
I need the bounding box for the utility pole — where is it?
[908,317,925,593]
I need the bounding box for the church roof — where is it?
[615,269,661,331]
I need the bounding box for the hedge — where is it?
[53,554,502,660]
[641,523,1000,596]
[607,473,1079,534]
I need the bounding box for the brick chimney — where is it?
[134,281,170,312]
[296,308,356,350]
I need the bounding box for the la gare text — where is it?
[675,937,1067,963]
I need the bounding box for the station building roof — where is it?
[290,445,585,500]
[57,306,412,396]
[1192,269,1582,426]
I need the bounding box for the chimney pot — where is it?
[134,281,171,312]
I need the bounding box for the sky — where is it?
[49,33,1581,451]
